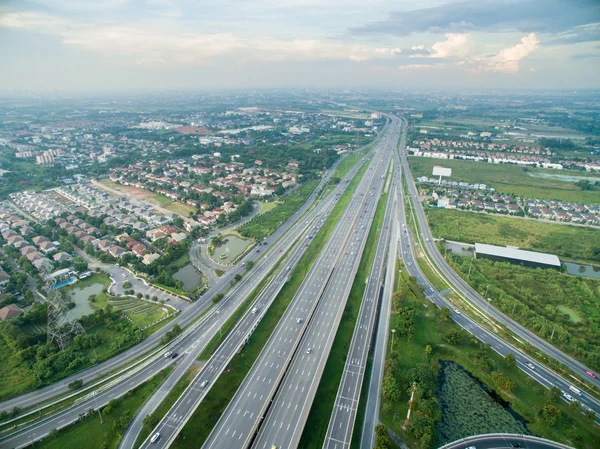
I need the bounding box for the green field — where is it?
[448,255,600,372]
[381,273,600,449]
[299,183,389,449]
[238,179,319,240]
[408,157,600,204]
[427,208,600,264]
[33,368,171,449]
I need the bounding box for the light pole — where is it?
[485,297,492,315]
[93,391,104,424]
[485,284,489,296]
[217,310,222,338]
[391,329,396,351]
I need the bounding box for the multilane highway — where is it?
[0,129,381,449]
[202,118,400,449]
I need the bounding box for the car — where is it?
[466,446,476,449]
[115,264,120,267]
[296,318,303,324]
[279,249,282,253]
[122,273,126,278]
[453,308,460,315]
[164,351,172,358]
[251,307,258,314]
[171,352,178,359]
[509,443,522,448]
[586,371,597,379]
[200,380,209,388]
[306,348,312,354]
[150,432,161,443]
[526,362,535,370]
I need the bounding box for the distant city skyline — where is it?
[1,0,599,92]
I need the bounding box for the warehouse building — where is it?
[474,243,561,270]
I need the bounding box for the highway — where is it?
[202,118,399,449]
[438,433,574,449]
[0,137,376,448]
[321,175,395,448]
[398,117,600,392]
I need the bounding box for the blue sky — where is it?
[0,0,599,92]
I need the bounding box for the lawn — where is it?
[238,179,319,240]
[447,255,600,372]
[125,304,170,329]
[150,194,196,217]
[299,183,389,449]
[171,159,370,449]
[426,208,600,264]
[380,277,600,449]
[408,157,600,205]
[258,200,281,214]
[33,368,171,449]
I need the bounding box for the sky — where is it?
[0,0,599,92]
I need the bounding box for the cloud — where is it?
[0,11,404,64]
[430,33,470,58]
[570,52,600,60]
[485,32,540,73]
[547,22,600,46]
[397,63,442,70]
[351,0,600,36]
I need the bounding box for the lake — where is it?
[564,261,600,279]
[212,234,253,264]
[173,264,203,291]
[66,282,104,320]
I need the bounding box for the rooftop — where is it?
[474,243,561,267]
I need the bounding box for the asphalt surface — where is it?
[321,175,395,449]
[133,157,365,449]
[398,117,600,392]
[438,433,574,449]
[0,150,365,448]
[198,118,399,449]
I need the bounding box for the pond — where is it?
[564,261,600,279]
[173,264,203,291]
[65,282,104,321]
[528,172,600,184]
[442,240,474,257]
[212,234,253,264]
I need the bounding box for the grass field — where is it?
[426,208,600,264]
[258,201,281,214]
[299,184,389,449]
[381,277,600,449]
[170,159,370,449]
[408,157,600,204]
[34,368,171,449]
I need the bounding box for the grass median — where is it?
[298,184,390,449]
[169,157,370,449]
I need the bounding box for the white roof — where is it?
[475,243,561,267]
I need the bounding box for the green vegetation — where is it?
[381,269,600,449]
[258,201,281,214]
[170,155,370,449]
[436,362,528,445]
[238,179,319,240]
[428,208,600,263]
[408,157,600,204]
[33,368,171,449]
[448,255,600,372]
[332,145,371,180]
[299,182,389,449]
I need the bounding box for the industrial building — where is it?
[474,243,561,270]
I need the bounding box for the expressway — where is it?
[321,175,395,449]
[0,131,379,448]
[202,118,399,449]
[398,117,600,392]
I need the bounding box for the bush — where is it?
[68,379,84,391]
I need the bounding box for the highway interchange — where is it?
[2,113,599,449]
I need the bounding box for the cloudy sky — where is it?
[1,0,599,92]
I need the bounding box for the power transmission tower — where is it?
[41,264,84,349]
[355,129,360,148]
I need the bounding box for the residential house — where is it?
[0,304,23,321]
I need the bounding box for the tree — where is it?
[505,353,516,367]
[544,386,561,403]
[491,371,515,393]
[440,306,451,321]
[381,373,400,402]
[443,329,461,345]
[374,424,393,449]
[537,404,561,426]
[246,260,255,270]
[234,273,242,282]
[424,345,432,356]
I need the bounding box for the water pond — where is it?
[173,264,203,291]
[66,282,104,320]
[212,234,252,264]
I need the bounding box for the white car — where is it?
[150,432,161,443]
[306,348,312,354]
[526,362,535,370]
[164,351,172,358]
[453,308,461,315]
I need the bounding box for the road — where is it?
[0,150,369,447]
[198,117,399,449]
[321,176,395,449]
[438,433,574,449]
[397,117,600,391]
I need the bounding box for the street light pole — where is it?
[93,392,104,424]
[485,297,492,315]
[217,310,222,338]
[391,329,396,351]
